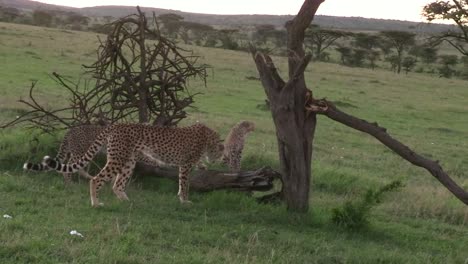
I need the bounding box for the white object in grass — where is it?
[70,230,84,237]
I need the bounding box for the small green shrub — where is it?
[332,180,403,229]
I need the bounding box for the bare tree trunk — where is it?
[250,0,467,212]
[251,0,324,212]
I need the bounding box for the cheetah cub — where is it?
[222,120,255,172]
[43,123,224,207]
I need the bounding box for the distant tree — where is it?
[204,30,218,47]
[252,25,287,51]
[352,33,382,69]
[335,46,372,68]
[269,29,287,49]
[103,16,114,23]
[218,29,239,50]
[66,12,89,26]
[305,25,346,61]
[440,54,459,66]
[178,22,191,44]
[438,54,459,78]
[385,55,400,73]
[32,10,53,27]
[462,55,468,65]
[0,6,21,22]
[379,30,416,74]
[423,0,468,56]
[461,55,468,79]
[349,49,367,67]
[253,24,276,45]
[318,51,330,61]
[353,33,381,50]
[89,23,113,34]
[180,21,213,45]
[410,45,439,65]
[402,56,418,74]
[336,46,352,65]
[158,13,184,38]
[367,50,381,70]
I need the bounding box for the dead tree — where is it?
[84,7,207,126]
[251,0,322,212]
[138,165,279,193]
[252,0,467,212]
[1,7,208,131]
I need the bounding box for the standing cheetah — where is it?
[23,124,171,184]
[43,123,224,207]
[222,120,255,172]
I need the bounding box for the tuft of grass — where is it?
[332,181,404,229]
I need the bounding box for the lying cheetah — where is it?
[43,123,224,206]
[222,120,255,172]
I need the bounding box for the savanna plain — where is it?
[0,22,467,263]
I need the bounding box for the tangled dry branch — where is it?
[0,73,108,132]
[84,7,208,126]
[1,7,208,132]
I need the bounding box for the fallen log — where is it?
[137,164,281,193]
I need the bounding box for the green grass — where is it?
[0,22,467,263]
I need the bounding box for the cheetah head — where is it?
[205,130,224,163]
[206,140,224,163]
[239,120,255,133]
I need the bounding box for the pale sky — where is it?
[34,0,435,23]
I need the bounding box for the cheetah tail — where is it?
[43,129,108,173]
[23,161,51,171]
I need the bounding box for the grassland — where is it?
[0,22,467,263]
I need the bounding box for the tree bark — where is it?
[137,164,280,192]
[307,99,468,205]
[251,0,324,212]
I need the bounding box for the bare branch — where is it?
[310,99,468,205]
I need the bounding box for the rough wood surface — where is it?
[250,0,325,212]
[137,164,280,192]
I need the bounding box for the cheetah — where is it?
[23,124,170,184]
[222,120,255,172]
[43,123,224,207]
[23,124,105,183]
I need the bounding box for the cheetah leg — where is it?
[112,158,136,201]
[62,173,73,185]
[69,155,93,180]
[90,161,118,207]
[178,164,193,204]
[196,160,207,170]
[221,154,229,166]
[77,169,93,180]
[61,155,73,185]
[229,151,242,172]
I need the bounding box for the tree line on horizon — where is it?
[0,1,467,79]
